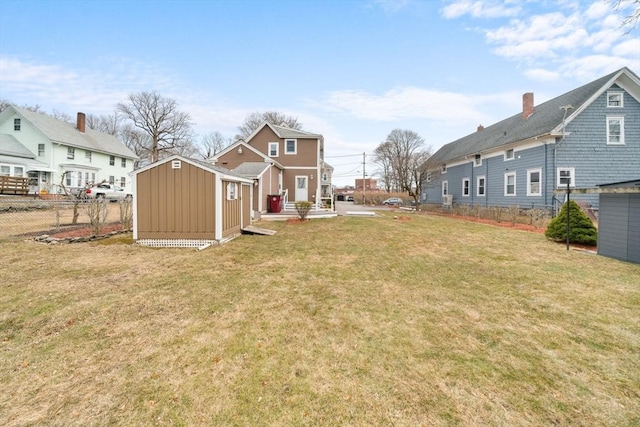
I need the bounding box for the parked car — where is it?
[84,183,132,201]
[383,197,403,205]
[346,195,354,202]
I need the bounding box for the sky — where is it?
[1,0,638,186]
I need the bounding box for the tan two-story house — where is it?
[212,121,331,215]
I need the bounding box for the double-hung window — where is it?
[606,116,624,145]
[14,118,21,131]
[38,144,45,156]
[477,176,485,196]
[462,178,470,197]
[285,139,296,154]
[67,147,75,160]
[504,172,516,196]
[442,180,448,196]
[607,91,623,108]
[85,151,92,162]
[109,156,115,166]
[557,168,574,187]
[121,158,126,167]
[527,169,542,196]
[268,142,279,157]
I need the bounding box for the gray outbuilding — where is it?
[597,180,640,264]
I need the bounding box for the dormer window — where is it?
[607,91,623,108]
[441,164,447,174]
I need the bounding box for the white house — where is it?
[0,106,138,195]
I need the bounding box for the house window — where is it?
[121,158,126,167]
[76,172,82,187]
[109,156,115,166]
[109,175,115,185]
[322,173,328,181]
[85,151,92,162]
[504,172,516,196]
[474,154,482,166]
[557,168,575,187]
[606,116,624,145]
[426,171,432,183]
[477,176,485,196]
[607,91,623,108]
[441,164,447,174]
[462,178,470,196]
[269,142,279,157]
[0,165,10,176]
[120,177,126,187]
[91,173,96,184]
[285,139,296,154]
[527,169,542,196]
[38,144,45,156]
[505,149,514,160]
[227,182,237,200]
[66,172,72,186]
[67,147,75,160]
[14,118,20,131]
[442,180,448,196]
[14,166,24,177]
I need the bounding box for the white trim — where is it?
[606,116,625,145]
[476,175,486,197]
[527,168,542,196]
[462,177,470,197]
[504,172,516,196]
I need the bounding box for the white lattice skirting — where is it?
[136,239,218,249]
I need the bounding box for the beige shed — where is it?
[133,155,253,248]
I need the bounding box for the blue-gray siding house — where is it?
[424,67,640,214]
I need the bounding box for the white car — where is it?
[84,184,132,201]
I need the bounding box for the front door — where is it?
[295,176,308,201]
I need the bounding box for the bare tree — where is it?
[198,131,231,160]
[378,129,431,207]
[238,111,302,139]
[117,91,193,163]
[610,0,640,32]
[373,141,396,192]
[119,122,151,168]
[51,109,73,123]
[0,100,42,113]
[86,113,120,136]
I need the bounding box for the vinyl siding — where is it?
[597,193,640,264]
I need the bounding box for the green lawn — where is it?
[1,212,638,426]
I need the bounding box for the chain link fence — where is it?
[0,196,131,240]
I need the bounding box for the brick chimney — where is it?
[522,92,534,120]
[77,112,86,133]
[477,124,484,132]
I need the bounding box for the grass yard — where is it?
[1,212,638,426]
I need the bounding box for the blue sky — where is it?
[1,0,638,185]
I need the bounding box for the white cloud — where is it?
[524,68,560,82]
[441,0,520,19]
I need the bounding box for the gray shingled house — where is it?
[424,67,640,215]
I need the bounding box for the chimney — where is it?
[77,112,86,133]
[477,124,484,132]
[522,92,534,120]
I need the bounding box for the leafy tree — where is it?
[545,200,597,246]
[117,91,193,163]
[238,111,302,139]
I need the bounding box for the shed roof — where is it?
[134,155,253,184]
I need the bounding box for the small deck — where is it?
[260,208,338,221]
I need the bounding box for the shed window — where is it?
[227,182,237,200]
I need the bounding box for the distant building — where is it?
[355,177,377,192]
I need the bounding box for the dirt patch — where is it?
[286,218,309,224]
[394,216,411,221]
[47,223,124,238]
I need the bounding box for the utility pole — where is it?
[362,152,366,205]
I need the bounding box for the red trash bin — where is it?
[268,195,282,213]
